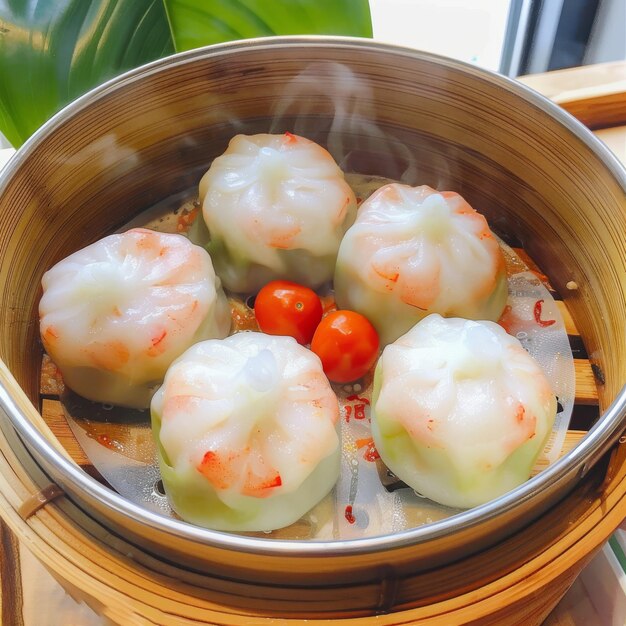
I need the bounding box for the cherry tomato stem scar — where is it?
[254,280,323,345]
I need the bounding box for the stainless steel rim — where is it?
[0,36,625,558]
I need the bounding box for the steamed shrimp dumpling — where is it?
[334,184,508,345]
[151,332,340,531]
[371,315,557,509]
[39,228,230,408]
[198,133,357,293]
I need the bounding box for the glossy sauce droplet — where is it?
[96,433,123,452]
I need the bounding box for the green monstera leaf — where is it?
[164,0,373,50]
[0,1,173,147]
[0,0,372,147]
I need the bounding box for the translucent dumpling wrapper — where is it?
[151,332,341,531]
[334,184,508,346]
[39,228,231,408]
[371,314,557,509]
[198,133,357,293]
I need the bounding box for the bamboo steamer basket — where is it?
[0,38,625,624]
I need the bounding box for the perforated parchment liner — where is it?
[57,174,574,540]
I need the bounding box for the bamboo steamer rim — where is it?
[1,35,625,559]
[4,360,626,558]
[0,36,625,623]
[0,373,625,622]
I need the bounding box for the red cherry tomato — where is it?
[254,280,323,345]
[310,310,380,383]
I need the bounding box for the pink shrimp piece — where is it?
[131,228,159,254]
[197,450,240,491]
[498,305,517,334]
[146,330,168,357]
[400,285,437,310]
[41,325,59,348]
[332,195,354,226]
[401,412,442,449]
[367,244,407,294]
[197,448,283,498]
[503,404,537,451]
[268,225,302,249]
[162,394,204,418]
[450,203,506,301]
[372,262,400,291]
[380,184,402,202]
[87,341,130,371]
[242,467,283,497]
[399,258,441,310]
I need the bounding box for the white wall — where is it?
[584,0,626,64]
[369,0,512,71]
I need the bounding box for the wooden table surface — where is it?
[1,60,625,625]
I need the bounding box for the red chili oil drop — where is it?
[533,299,556,327]
[344,405,352,422]
[347,394,370,405]
[363,444,380,462]
[344,505,356,524]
